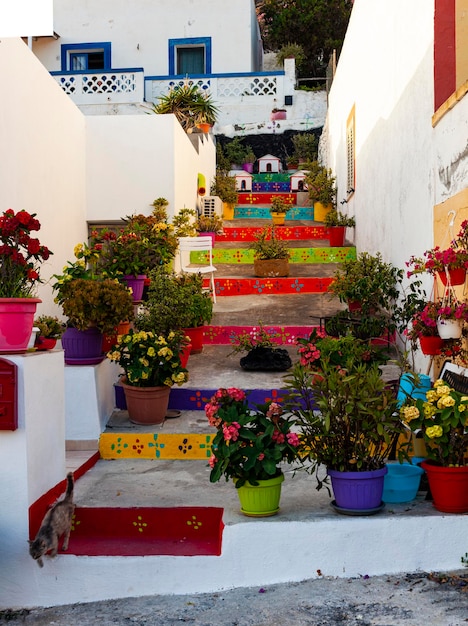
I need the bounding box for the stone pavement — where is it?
[1,570,467,625]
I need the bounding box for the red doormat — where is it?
[66,507,224,557]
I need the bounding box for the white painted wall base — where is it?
[1,512,465,609]
[64,358,120,441]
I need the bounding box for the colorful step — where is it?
[216,225,328,242]
[235,206,313,220]
[199,247,355,265]
[206,276,332,296]
[237,192,296,205]
[204,325,314,345]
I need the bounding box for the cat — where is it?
[29,472,75,568]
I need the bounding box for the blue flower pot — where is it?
[382,463,424,503]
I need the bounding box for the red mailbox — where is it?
[0,358,18,430]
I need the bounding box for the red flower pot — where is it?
[328,226,346,247]
[180,343,192,368]
[35,336,57,351]
[418,335,444,356]
[182,326,204,354]
[437,268,466,286]
[421,461,468,513]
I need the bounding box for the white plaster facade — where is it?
[29,0,327,137]
[321,0,468,371]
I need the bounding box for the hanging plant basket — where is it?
[418,335,444,355]
[437,268,466,286]
[436,317,462,339]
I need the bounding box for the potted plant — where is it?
[224,137,250,169]
[210,170,239,220]
[33,315,65,351]
[136,269,213,353]
[290,132,318,165]
[152,83,219,133]
[284,345,407,513]
[407,246,468,286]
[400,378,468,512]
[305,162,337,222]
[324,209,356,247]
[194,214,224,245]
[271,107,287,121]
[205,387,300,516]
[228,322,292,372]
[90,210,179,300]
[250,226,290,277]
[269,196,291,226]
[107,329,189,425]
[53,273,134,364]
[0,208,53,352]
[328,252,403,315]
[242,148,256,173]
[405,300,464,357]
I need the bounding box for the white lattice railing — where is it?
[51,69,144,104]
[145,73,281,103]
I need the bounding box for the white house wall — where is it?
[325,0,435,274]
[0,37,87,315]
[33,0,259,75]
[85,115,215,222]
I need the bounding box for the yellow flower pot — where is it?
[223,203,235,220]
[314,202,332,222]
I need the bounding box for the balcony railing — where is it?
[50,68,145,105]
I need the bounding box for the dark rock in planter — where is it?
[240,347,292,372]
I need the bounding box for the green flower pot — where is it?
[235,473,284,517]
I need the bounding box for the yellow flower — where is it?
[458,404,466,412]
[158,347,171,358]
[141,371,149,379]
[74,243,84,257]
[163,378,173,386]
[423,403,437,418]
[426,390,438,403]
[426,425,443,439]
[139,358,149,367]
[435,384,451,397]
[147,347,156,357]
[433,379,445,387]
[401,405,420,422]
[437,395,455,409]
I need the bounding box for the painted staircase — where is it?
[24,177,467,608]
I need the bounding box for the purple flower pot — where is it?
[328,466,388,511]
[61,327,104,365]
[122,275,146,302]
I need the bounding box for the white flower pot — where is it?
[436,317,462,339]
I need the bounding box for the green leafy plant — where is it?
[152,83,219,132]
[243,149,256,164]
[224,137,251,166]
[295,328,387,369]
[195,214,224,234]
[275,43,306,71]
[250,226,290,260]
[400,379,468,466]
[210,171,239,205]
[107,329,189,388]
[323,311,389,341]
[270,196,291,215]
[89,211,178,278]
[290,132,318,163]
[324,209,356,228]
[171,208,197,238]
[136,269,213,333]
[0,208,53,298]
[33,315,65,339]
[284,355,406,489]
[54,277,134,333]
[228,322,281,355]
[205,387,300,488]
[305,163,336,205]
[328,252,403,315]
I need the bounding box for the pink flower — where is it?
[258,453,265,461]
[227,388,246,401]
[272,430,285,444]
[223,422,241,442]
[286,432,300,447]
[209,454,217,468]
[266,402,282,418]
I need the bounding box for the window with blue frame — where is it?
[169,38,211,75]
[61,42,111,71]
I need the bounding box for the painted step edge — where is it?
[212,276,334,296]
[204,325,316,345]
[206,248,355,265]
[216,225,329,242]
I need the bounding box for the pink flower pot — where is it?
[0,298,41,353]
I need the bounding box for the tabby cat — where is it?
[29,472,75,568]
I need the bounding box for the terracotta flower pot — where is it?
[254,258,289,277]
[121,380,171,425]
